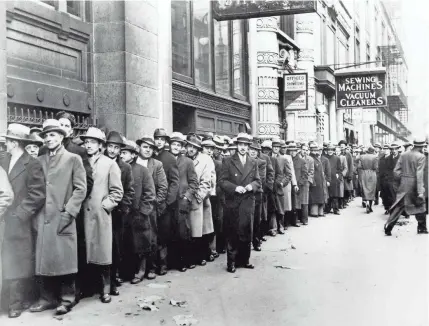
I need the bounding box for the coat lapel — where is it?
[8,151,30,182]
[47,146,65,171]
[231,153,244,175]
[240,156,254,182]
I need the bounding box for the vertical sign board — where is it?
[284,73,308,111]
[335,71,387,109]
[212,0,317,21]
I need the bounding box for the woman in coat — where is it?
[81,128,123,303]
[358,146,378,214]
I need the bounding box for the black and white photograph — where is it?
[0,0,428,325]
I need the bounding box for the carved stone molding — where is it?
[173,82,251,119]
[256,17,278,32]
[257,123,280,136]
[257,87,279,103]
[296,19,314,34]
[257,51,279,67]
[297,49,314,61]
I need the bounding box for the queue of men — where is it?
[0,111,427,319]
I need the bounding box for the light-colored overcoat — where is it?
[83,154,123,265]
[35,146,86,275]
[189,152,214,237]
[358,153,378,201]
[283,154,296,212]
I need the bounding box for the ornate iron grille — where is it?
[7,104,93,136]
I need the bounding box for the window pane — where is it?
[327,27,335,65]
[193,0,212,89]
[172,1,192,77]
[232,20,245,96]
[67,1,80,17]
[214,20,231,95]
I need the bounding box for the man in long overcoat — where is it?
[385,139,427,235]
[29,120,86,315]
[136,136,167,278]
[219,133,261,273]
[1,124,45,318]
[270,138,291,234]
[326,144,342,214]
[153,128,179,275]
[339,140,354,204]
[301,144,314,223]
[378,144,391,212]
[120,140,155,284]
[81,128,123,303]
[289,143,308,225]
[281,140,297,227]
[309,144,328,217]
[358,147,378,213]
[105,131,135,291]
[186,134,214,266]
[168,133,198,271]
[248,140,266,251]
[336,146,348,209]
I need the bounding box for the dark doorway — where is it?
[173,103,195,134]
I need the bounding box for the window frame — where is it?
[172,0,249,101]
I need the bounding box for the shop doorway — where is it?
[173,103,196,134]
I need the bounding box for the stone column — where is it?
[255,16,280,139]
[92,0,172,139]
[0,1,7,134]
[328,97,336,142]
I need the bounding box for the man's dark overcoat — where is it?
[309,154,327,205]
[326,154,342,197]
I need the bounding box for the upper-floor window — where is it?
[38,0,83,19]
[172,0,248,101]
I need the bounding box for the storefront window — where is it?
[233,20,245,97]
[214,20,231,95]
[172,1,192,78]
[193,0,212,89]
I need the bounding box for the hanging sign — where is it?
[213,0,317,21]
[284,73,308,111]
[335,69,387,109]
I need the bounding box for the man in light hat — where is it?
[186,134,214,265]
[167,133,198,270]
[281,140,298,227]
[219,133,261,273]
[248,139,266,250]
[385,138,428,236]
[119,140,156,283]
[29,119,87,315]
[0,124,46,318]
[153,128,179,276]
[79,127,123,304]
[136,136,167,278]
[104,131,135,290]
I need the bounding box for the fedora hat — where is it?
[170,132,187,145]
[309,143,319,150]
[4,123,31,142]
[280,140,287,148]
[413,137,427,147]
[80,127,106,144]
[373,143,382,149]
[235,133,252,145]
[186,134,202,149]
[30,126,42,134]
[136,136,156,148]
[389,142,401,149]
[106,131,125,147]
[27,133,43,147]
[287,142,298,151]
[326,143,335,150]
[249,139,261,151]
[261,140,272,149]
[202,139,216,148]
[153,128,170,141]
[39,119,67,137]
[382,144,390,150]
[271,137,281,147]
[122,139,140,154]
[213,135,225,149]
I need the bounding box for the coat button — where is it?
[88,196,91,199]
[44,220,49,224]
[87,208,90,211]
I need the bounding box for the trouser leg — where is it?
[385,199,405,231]
[331,198,339,212]
[209,233,217,254]
[301,205,308,224]
[318,204,324,216]
[100,266,111,296]
[290,210,299,226]
[135,256,147,278]
[226,236,238,267]
[8,279,25,310]
[416,213,427,231]
[253,197,262,248]
[310,204,318,216]
[276,212,285,231]
[59,275,76,308]
[157,243,168,270]
[238,241,251,266]
[39,276,59,306]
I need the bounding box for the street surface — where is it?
[1,200,428,326]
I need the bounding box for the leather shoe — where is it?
[100,294,111,303]
[212,251,219,258]
[334,211,340,215]
[115,277,123,287]
[244,263,255,269]
[261,236,267,242]
[268,230,276,237]
[8,309,22,318]
[188,264,196,269]
[253,246,262,251]
[30,302,56,313]
[179,266,187,272]
[277,229,285,235]
[131,276,144,284]
[110,289,120,296]
[384,225,392,236]
[146,272,157,280]
[291,224,300,227]
[158,266,168,276]
[199,260,207,266]
[418,229,429,234]
[207,254,215,262]
[302,222,308,225]
[55,305,70,315]
[227,265,236,273]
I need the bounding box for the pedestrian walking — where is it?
[0,124,45,318]
[358,146,378,213]
[219,133,261,273]
[81,127,123,304]
[120,140,156,283]
[384,138,427,235]
[31,119,87,315]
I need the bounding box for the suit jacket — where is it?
[292,155,308,187]
[1,152,46,279]
[36,146,87,275]
[219,153,261,242]
[155,149,180,206]
[259,153,275,192]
